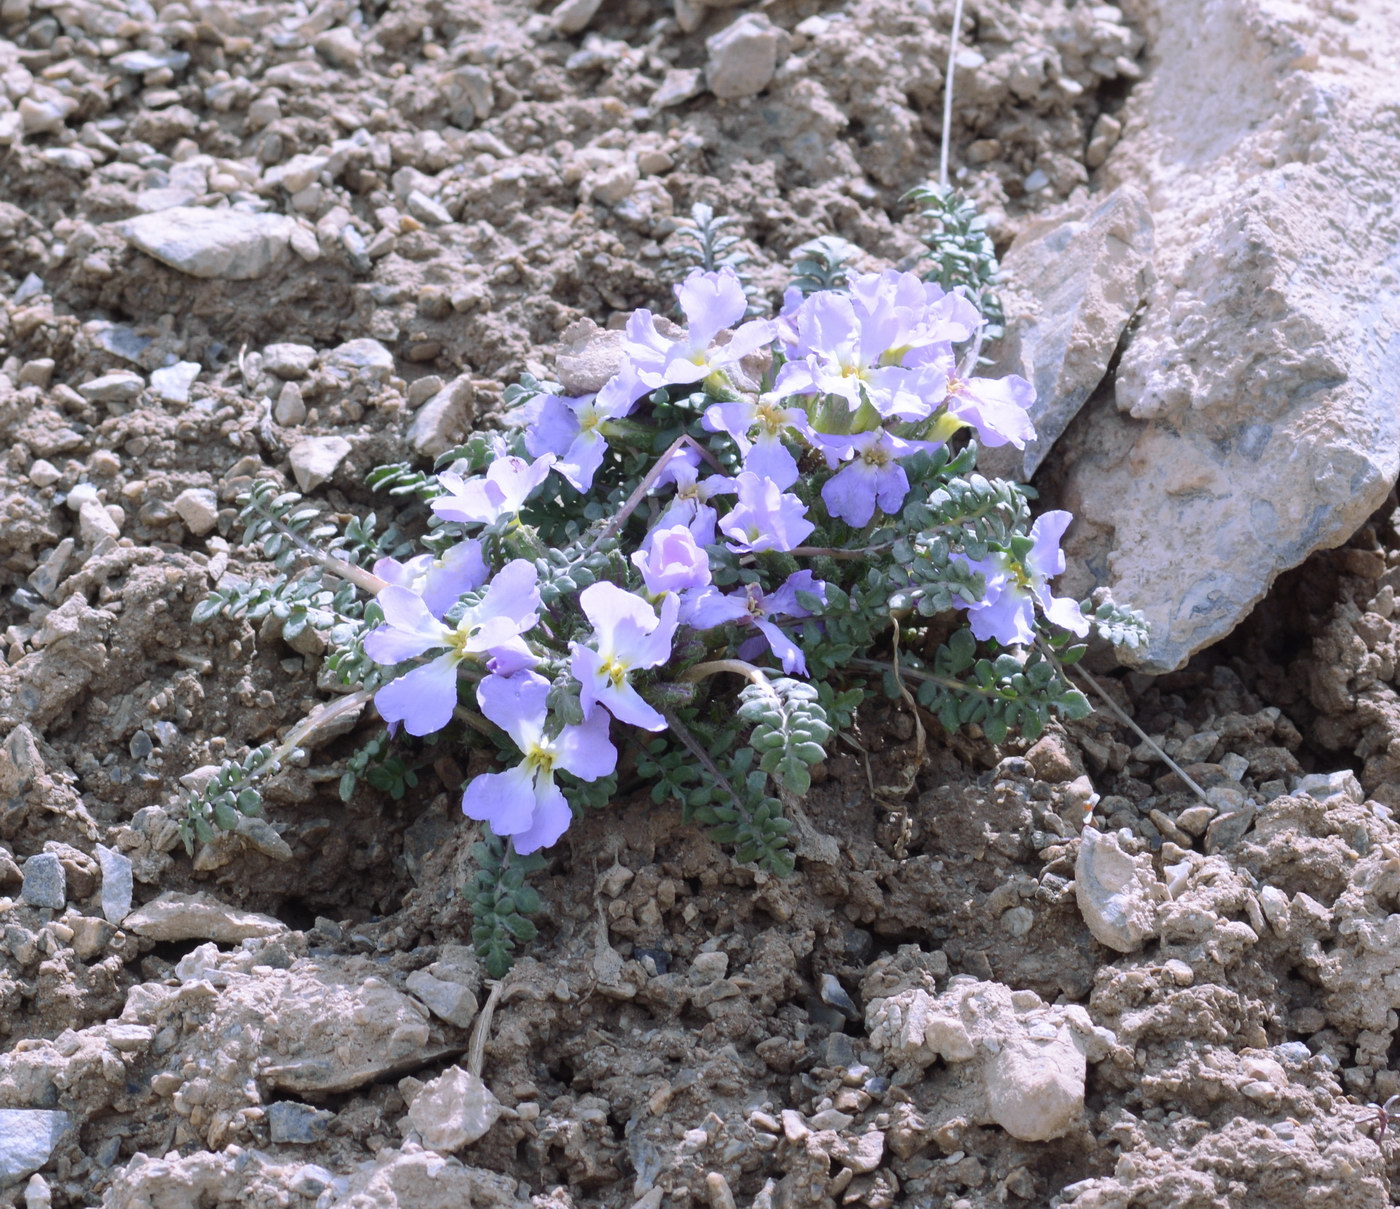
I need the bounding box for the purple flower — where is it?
[687,570,827,674]
[571,582,680,732]
[372,540,489,619]
[774,272,979,424]
[625,268,775,391]
[364,560,541,736]
[958,511,1089,646]
[523,365,646,493]
[462,670,617,854]
[432,454,556,526]
[815,428,940,528]
[717,471,814,554]
[936,372,1036,449]
[651,447,734,545]
[702,395,812,489]
[631,525,712,597]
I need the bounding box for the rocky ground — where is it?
[4,0,1400,1206]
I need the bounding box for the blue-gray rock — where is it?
[20,853,65,909]
[267,1101,334,1144]
[96,845,133,924]
[0,1110,70,1183]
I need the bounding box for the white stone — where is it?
[262,343,317,378]
[406,190,452,226]
[78,372,144,403]
[407,375,472,458]
[274,381,307,426]
[122,891,287,942]
[173,487,219,536]
[324,339,393,381]
[289,436,352,491]
[97,844,133,925]
[1057,0,1400,671]
[149,361,201,404]
[1074,827,1165,953]
[405,970,478,1028]
[115,207,295,280]
[551,0,603,34]
[706,14,784,99]
[314,26,362,67]
[406,1067,501,1151]
[264,153,328,194]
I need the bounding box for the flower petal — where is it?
[461,763,539,837]
[509,776,574,854]
[373,653,460,736]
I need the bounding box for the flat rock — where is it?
[173,487,219,536]
[1052,0,1400,671]
[115,207,295,280]
[289,436,352,492]
[324,338,394,381]
[262,343,317,378]
[121,890,286,942]
[981,187,1154,481]
[78,372,144,403]
[405,969,479,1028]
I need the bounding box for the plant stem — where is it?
[259,508,388,596]
[679,658,769,686]
[940,0,967,190]
[587,433,721,553]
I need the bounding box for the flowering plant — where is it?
[187,255,1144,975]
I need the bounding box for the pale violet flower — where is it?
[702,395,811,489]
[717,471,814,554]
[958,511,1089,646]
[462,670,616,854]
[651,447,734,545]
[571,582,680,732]
[631,525,712,597]
[934,372,1036,449]
[432,454,556,526]
[523,365,645,493]
[372,540,488,619]
[814,428,940,528]
[687,570,827,675]
[626,267,775,391]
[364,560,540,736]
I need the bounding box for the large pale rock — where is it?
[115,207,295,279]
[867,976,1115,1142]
[982,187,1154,481]
[1074,827,1166,953]
[1050,0,1400,671]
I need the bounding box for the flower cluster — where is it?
[349,265,1112,858]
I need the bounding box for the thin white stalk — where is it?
[939,0,967,190]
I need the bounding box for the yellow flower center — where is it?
[525,742,555,776]
[860,442,891,469]
[599,656,629,688]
